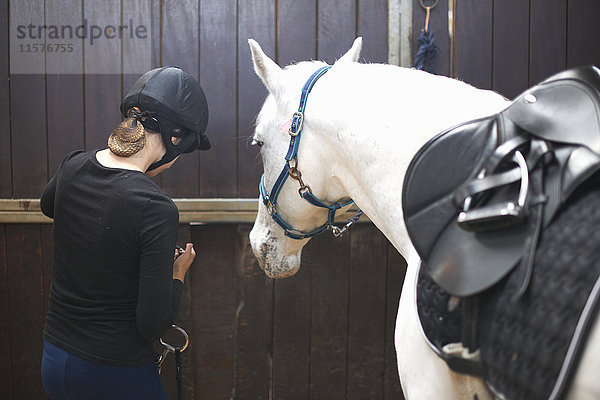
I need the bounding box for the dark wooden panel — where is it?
[412,0,449,75]
[83,0,122,151]
[10,74,48,197]
[454,0,493,89]
[529,0,566,85]
[272,253,312,400]
[189,225,238,400]
[5,224,45,399]
[46,74,85,175]
[0,0,10,197]
[45,0,84,175]
[122,0,155,104]
[357,0,388,64]
[309,233,350,399]
[41,225,53,313]
[237,0,275,197]
[161,0,200,197]
[9,0,47,197]
[347,225,387,399]
[278,0,317,66]
[233,225,273,400]
[384,244,406,400]
[567,0,600,68]
[151,0,161,69]
[317,0,356,64]
[492,0,530,98]
[199,0,238,197]
[0,226,11,399]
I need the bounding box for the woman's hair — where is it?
[107,107,147,157]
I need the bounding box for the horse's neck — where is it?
[319,70,510,258]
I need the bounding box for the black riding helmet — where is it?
[120,66,210,171]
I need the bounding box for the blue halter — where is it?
[259,65,363,240]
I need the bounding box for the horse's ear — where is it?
[335,37,362,65]
[249,39,283,94]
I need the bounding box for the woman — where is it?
[40,66,210,399]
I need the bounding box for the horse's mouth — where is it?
[261,260,300,279]
[252,241,301,279]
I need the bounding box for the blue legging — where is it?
[41,340,168,400]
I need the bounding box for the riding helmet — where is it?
[120,66,210,171]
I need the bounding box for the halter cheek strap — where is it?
[259,65,363,240]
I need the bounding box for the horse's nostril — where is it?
[259,242,269,259]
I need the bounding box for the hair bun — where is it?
[108,116,146,157]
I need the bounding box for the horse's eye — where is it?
[251,139,264,147]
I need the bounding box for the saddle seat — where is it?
[403,66,600,297]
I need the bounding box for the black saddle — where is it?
[403,66,600,298]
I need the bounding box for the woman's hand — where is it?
[173,243,195,283]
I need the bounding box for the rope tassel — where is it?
[414,29,439,73]
[414,3,439,74]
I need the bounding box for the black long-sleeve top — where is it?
[40,150,183,367]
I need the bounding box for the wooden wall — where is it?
[414,0,600,98]
[0,223,405,400]
[2,0,600,399]
[0,0,388,199]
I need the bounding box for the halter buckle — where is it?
[289,112,304,136]
[298,185,312,196]
[266,199,277,216]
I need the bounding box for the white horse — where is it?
[247,38,600,399]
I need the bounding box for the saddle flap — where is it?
[403,117,499,258]
[427,218,527,297]
[506,66,600,155]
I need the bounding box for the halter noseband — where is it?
[259,65,363,240]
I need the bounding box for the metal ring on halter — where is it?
[159,324,189,353]
[457,151,529,231]
[419,0,439,9]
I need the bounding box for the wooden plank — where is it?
[317,0,356,64]
[189,224,237,399]
[412,0,449,75]
[0,225,12,399]
[272,249,312,399]
[384,243,406,399]
[357,0,388,64]
[492,0,530,98]
[40,225,53,314]
[0,198,372,224]
[9,0,48,198]
[45,0,85,176]
[5,224,45,399]
[199,0,238,197]
[233,224,273,399]
[237,0,275,197]
[278,0,317,66]
[160,0,200,197]
[347,225,387,399]
[122,0,153,107]
[454,0,493,89]
[308,233,350,399]
[0,0,11,197]
[567,0,600,68]
[529,0,566,85]
[83,0,122,151]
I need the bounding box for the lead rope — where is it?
[157,324,189,400]
[175,348,182,400]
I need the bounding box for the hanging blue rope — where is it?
[414,1,439,74]
[414,29,439,73]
